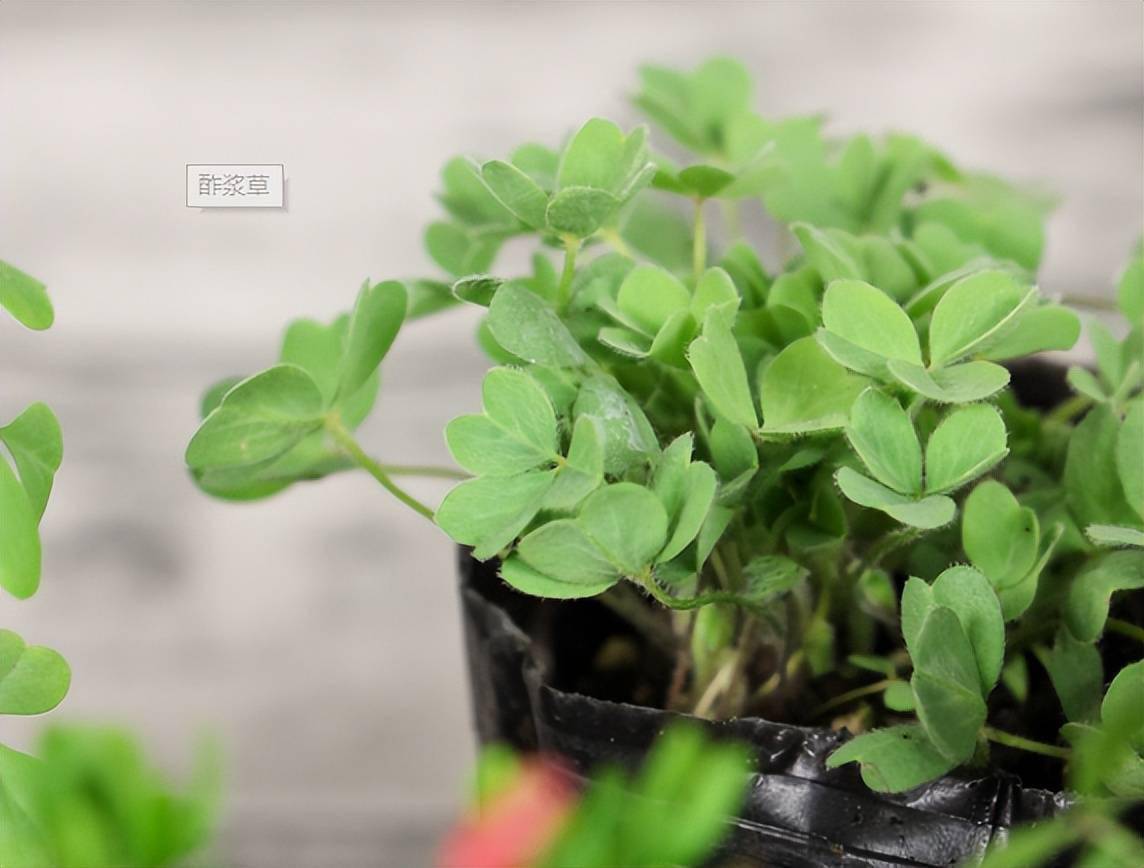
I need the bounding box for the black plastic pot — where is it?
[458,361,1077,868]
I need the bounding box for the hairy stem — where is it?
[598,583,677,657]
[983,726,1071,759]
[556,235,581,311]
[326,419,436,521]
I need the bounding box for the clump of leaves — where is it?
[441,724,748,868]
[0,258,71,792]
[0,725,219,868]
[186,55,1143,828]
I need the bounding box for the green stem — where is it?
[556,235,581,312]
[811,679,893,717]
[599,584,677,656]
[642,573,760,613]
[326,419,436,521]
[692,198,707,282]
[380,463,468,480]
[863,527,922,572]
[1107,617,1144,644]
[1047,393,1092,425]
[983,726,1070,759]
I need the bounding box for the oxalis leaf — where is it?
[445,367,559,476]
[1065,549,1144,642]
[0,259,53,330]
[820,279,922,374]
[845,389,922,495]
[512,482,669,596]
[0,403,63,521]
[887,359,1010,404]
[835,467,955,529]
[481,159,548,229]
[911,606,987,761]
[826,725,956,793]
[545,415,605,511]
[337,280,407,401]
[760,337,867,434]
[923,404,1008,495]
[185,365,326,470]
[962,480,1039,589]
[927,269,1035,367]
[578,483,668,576]
[902,567,1005,694]
[436,470,557,561]
[487,283,588,368]
[688,309,758,429]
[1065,405,1137,529]
[0,454,40,598]
[0,629,70,715]
[573,376,658,475]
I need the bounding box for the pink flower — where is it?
[437,760,577,868]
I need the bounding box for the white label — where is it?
[186,164,285,208]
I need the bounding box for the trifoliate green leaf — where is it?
[846,388,922,495]
[911,607,987,760]
[452,274,503,307]
[760,337,867,434]
[1065,550,1144,642]
[578,483,668,575]
[0,403,62,521]
[929,566,1005,693]
[516,519,619,587]
[887,359,1010,404]
[835,467,955,529]
[0,455,40,598]
[978,305,1080,360]
[821,278,922,373]
[545,415,605,511]
[1117,250,1143,323]
[923,404,1008,495]
[688,309,758,428]
[792,224,863,283]
[1102,660,1144,751]
[185,365,325,470]
[499,554,616,600]
[545,187,621,237]
[487,283,589,368]
[1066,406,1137,528]
[617,265,690,334]
[435,470,556,559]
[337,280,407,401]
[445,367,559,476]
[658,462,717,564]
[928,270,1034,367]
[1040,631,1103,722]
[481,159,549,229]
[1117,400,1143,521]
[0,260,53,330]
[573,376,658,475]
[1086,525,1144,548]
[963,480,1039,589]
[0,630,69,715]
[826,725,956,793]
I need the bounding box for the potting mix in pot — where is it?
[183,58,1143,866]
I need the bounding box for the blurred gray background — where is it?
[0,2,1141,865]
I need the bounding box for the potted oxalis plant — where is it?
[185,58,1143,866]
